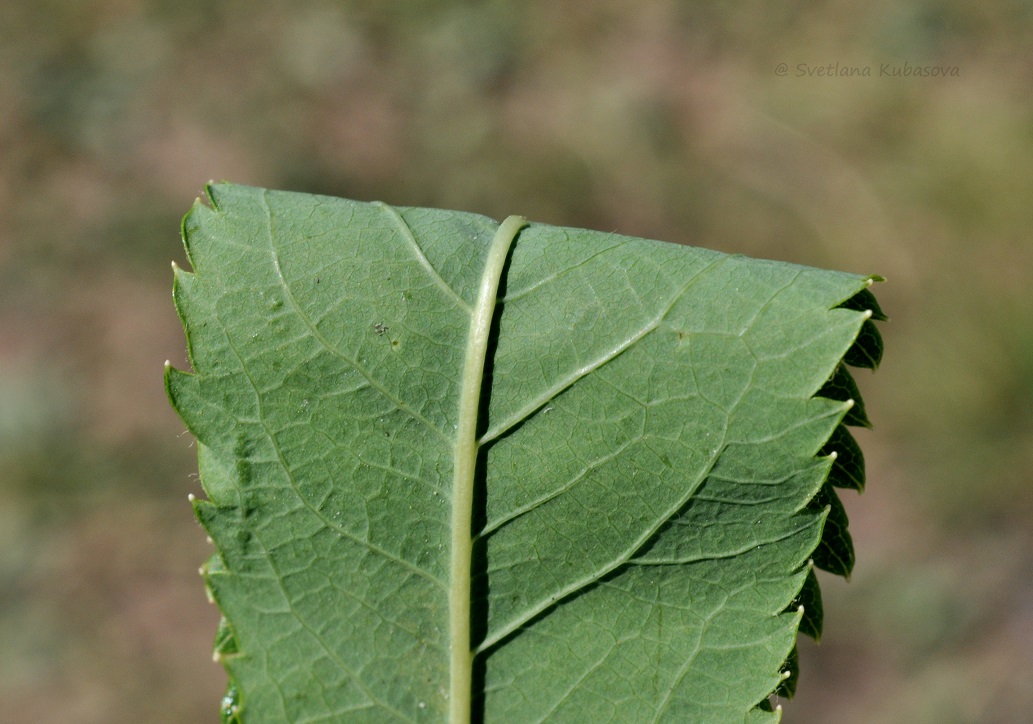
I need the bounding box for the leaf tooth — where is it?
[180,199,216,271]
[788,568,824,640]
[843,317,884,370]
[807,485,855,578]
[772,645,799,700]
[817,364,871,428]
[820,426,866,492]
[836,281,888,321]
[170,259,192,284]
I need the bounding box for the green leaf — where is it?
[167,183,883,722]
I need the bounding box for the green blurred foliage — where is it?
[1,1,1031,721]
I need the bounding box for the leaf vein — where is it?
[376,201,473,313]
[477,437,637,539]
[475,446,724,653]
[260,190,452,445]
[480,256,729,444]
[499,234,626,303]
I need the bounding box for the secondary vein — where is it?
[377,201,473,313]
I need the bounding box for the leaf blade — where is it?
[168,183,883,722]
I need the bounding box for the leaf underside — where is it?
[167,183,883,723]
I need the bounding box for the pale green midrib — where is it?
[450,215,527,724]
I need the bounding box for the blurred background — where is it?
[1,1,1031,722]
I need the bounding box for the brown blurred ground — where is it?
[1,2,1031,722]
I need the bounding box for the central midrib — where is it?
[450,215,527,724]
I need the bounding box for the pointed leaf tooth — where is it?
[836,283,888,321]
[817,364,872,428]
[791,568,825,641]
[201,550,225,577]
[808,484,855,577]
[165,366,238,447]
[773,644,800,700]
[213,616,239,658]
[180,197,218,271]
[821,424,866,491]
[843,316,884,369]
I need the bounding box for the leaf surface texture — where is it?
[167,183,882,722]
